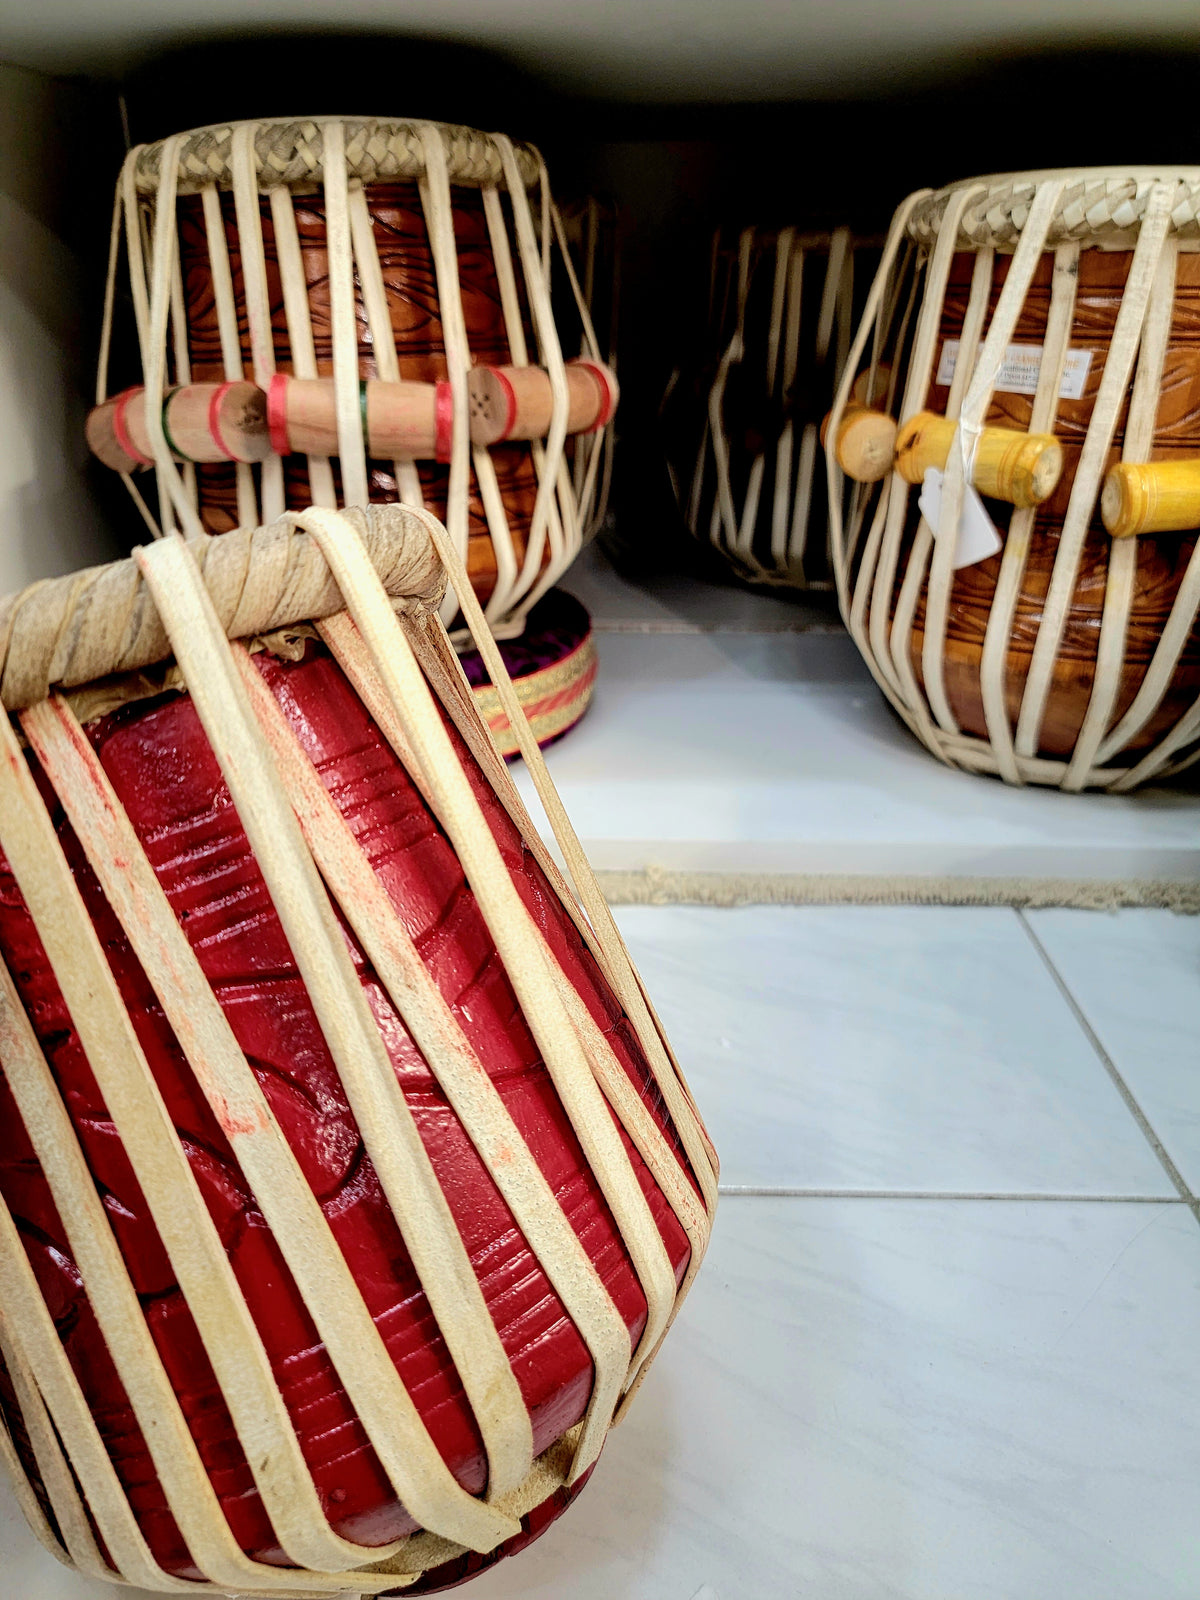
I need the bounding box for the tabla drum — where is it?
[666,225,875,590]
[0,504,715,1595]
[92,118,616,664]
[826,167,1200,791]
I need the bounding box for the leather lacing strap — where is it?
[0,504,446,712]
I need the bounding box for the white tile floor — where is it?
[15,905,1199,1600]
[7,556,1200,1600]
[482,558,1200,1600]
[461,902,1200,1600]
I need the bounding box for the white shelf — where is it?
[514,544,1200,882]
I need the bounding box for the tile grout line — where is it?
[1016,908,1200,1222]
[717,1186,1181,1201]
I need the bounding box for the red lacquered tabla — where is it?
[0,504,716,1595]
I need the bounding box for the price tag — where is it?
[918,466,1003,570]
[936,339,1092,400]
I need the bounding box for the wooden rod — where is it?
[88,363,620,475]
[467,360,618,445]
[1101,459,1200,537]
[894,411,1063,507]
[268,374,449,462]
[85,383,269,472]
[821,401,898,484]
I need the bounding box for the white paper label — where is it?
[935,340,1093,401]
[919,466,1003,570]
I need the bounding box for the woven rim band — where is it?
[131,118,542,195]
[0,504,447,713]
[907,166,1200,249]
[472,633,597,757]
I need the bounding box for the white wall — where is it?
[0,62,122,596]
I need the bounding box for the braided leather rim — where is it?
[132,118,541,194]
[908,167,1200,248]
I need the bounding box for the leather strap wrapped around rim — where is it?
[130,117,543,193]
[0,504,446,712]
[907,166,1200,249]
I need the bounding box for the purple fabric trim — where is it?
[458,588,592,688]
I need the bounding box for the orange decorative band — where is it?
[205,380,246,462]
[266,372,291,457]
[472,633,597,758]
[572,360,616,432]
[488,366,519,441]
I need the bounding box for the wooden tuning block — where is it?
[894,412,1062,508]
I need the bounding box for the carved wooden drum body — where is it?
[669,225,868,589]
[826,168,1200,790]
[98,119,613,643]
[0,506,715,1594]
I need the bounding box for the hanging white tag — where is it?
[918,467,1003,570]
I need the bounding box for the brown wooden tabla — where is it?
[826,168,1200,790]
[667,226,877,590]
[99,119,611,639]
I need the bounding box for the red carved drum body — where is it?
[828,169,1200,790]
[0,509,714,1593]
[0,645,687,1576]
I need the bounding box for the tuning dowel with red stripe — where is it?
[273,368,617,457]
[467,360,618,446]
[86,383,270,472]
[268,374,454,462]
[88,365,620,474]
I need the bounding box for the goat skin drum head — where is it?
[0,636,698,1586]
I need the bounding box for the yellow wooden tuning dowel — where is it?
[894,411,1063,508]
[821,401,898,484]
[1101,459,1200,538]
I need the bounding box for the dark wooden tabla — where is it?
[176,182,536,599]
[666,225,876,591]
[100,119,607,639]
